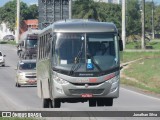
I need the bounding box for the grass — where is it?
[121,53,160,94]
[0,40,17,45]
[120,51,160,63]
[125,41,160,49]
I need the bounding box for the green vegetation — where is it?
[72,0,121,31]
[0,41,17,45]
[121,52,160,94]
[125,41,160,49]
[121,51,160,63]
[0,0,38,31]
[72,0,160,37]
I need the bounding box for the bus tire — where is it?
[97,99,104,106]
[104,98,113,106]
[43,98,51,108]
[52,99,61,108]
[89,99,96,107]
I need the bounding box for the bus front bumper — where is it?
[52,78,119,99]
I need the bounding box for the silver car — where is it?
[3,35,15,41]
[15,59,37,87]
[0,51,5,67]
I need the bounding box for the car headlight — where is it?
[0,58,4,61]
[19,72,25,77]
[53,75,69,85]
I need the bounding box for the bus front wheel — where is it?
[96,98,113,107]
[104,98,113,106]
[89,99,96,107]
[43,98,52,108]
[52,99,61,108]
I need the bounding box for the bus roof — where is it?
[41,19,118,33]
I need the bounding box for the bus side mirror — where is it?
[119,40,123,51]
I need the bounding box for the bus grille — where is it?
[25,76,36,78]
[69,89,104,95]
[71,82,103,86]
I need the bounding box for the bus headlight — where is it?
[53,76,69,85]
[112,76,118,83]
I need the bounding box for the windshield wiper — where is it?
[69,42,84,75]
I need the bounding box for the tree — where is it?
[126,0,141,36]
[72,0,98,20]
[145,2,153,33]
[27,4,38,19]
[0,0,38,31]
[72,0,121,31]
[97,2,121,31]
[0,0,17,31]
[154,5,160,33]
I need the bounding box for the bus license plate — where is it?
[81,94,93,98]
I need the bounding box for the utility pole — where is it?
[69,0,72,19]
[16,0,20,44]
[141,0,145,49]
[122,0,126,49]
[152,0,155,40]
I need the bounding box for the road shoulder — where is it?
[121,84,160,100]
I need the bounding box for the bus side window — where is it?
[52,35,56,56]
[52,35,58,65]
[47,33,52,56]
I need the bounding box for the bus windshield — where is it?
[53,33,118,73]
[26,39,37,48]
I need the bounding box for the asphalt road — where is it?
[0,44,160,120]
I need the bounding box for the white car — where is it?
[0,51,5,67]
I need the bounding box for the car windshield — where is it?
[8,35,13,37]
[0,52,2,56]
[26,39,37,48]
[19,62,36,70]
[52,32,118,72]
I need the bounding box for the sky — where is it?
[0,0,160,7]
[0,0,38,7]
